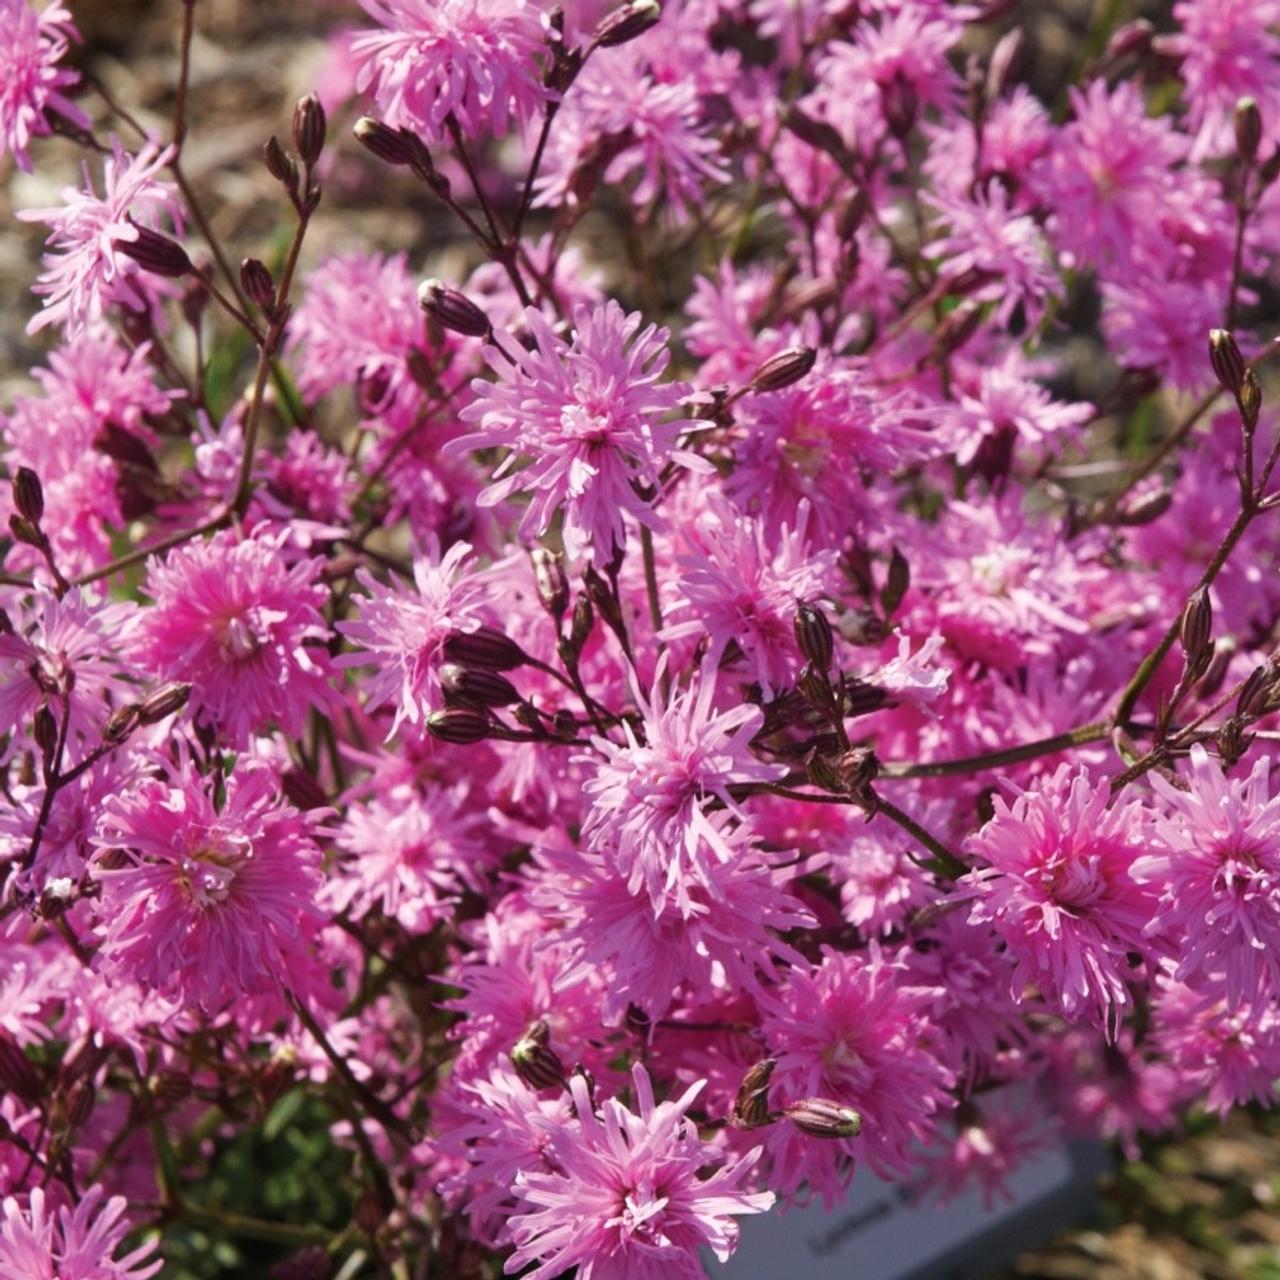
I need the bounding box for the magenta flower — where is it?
[1133,745,1280,1010]
[353,0,547,143]
[19,137,183,336]
[134,530,334,748]
[455,302,706,562]
[760,947,955,1201]
[91,757,323,1013]
[505,1064,774,1280]
[0,1184,161,1279]
[963,765,1157,1033]
[582,656,782,916]
[335,539,490,734]
[0,0,90,174]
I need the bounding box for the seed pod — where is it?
[750,345,817,394]
[241,257,276,310]
[114,225,192,277]
[418,278,491,338]
[138,681,192,725]
[1179,587,1213,670]
[440,663,522,708]
[592,0,662,47]
[12,467,44,525]
[442,626,527,671]
[1209,329,1246,397]
[427,707,493,743]
[794,602,834,671]
[512,1020,568,1091]
[785,1098,862,1140]
[1238,368,1262,432]
[292,92,326,166]
[1236,96,1263,165]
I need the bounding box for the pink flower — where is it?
[353,0,547,143]
[963,766,1157,1033]
[0,0,90,174]
[582,656,782,916]
[133,529,334,749]
[1133,745,1280,1009]
[872,631,950,714]
[759,946,955,1199]
[19,137,183,336]
[91,756,323,1013]
[918,1100,1055,1210]
[455,301,706,562]
[661,494,835,697]
[335,539,490,734]
[0,1184,161,1279]
[1101,276,1222,392]
[505,1064,774,1280]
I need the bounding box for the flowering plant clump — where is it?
[5,0,1280,1275]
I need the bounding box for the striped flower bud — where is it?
[512,1020,568,1091]
[442,626,527,671]
[794,601,834,671]
[241,257,276,310]
[440,663,522,708]
[427,707,494,743]
[785,1098,862,1139]
[418,278,491,338]
[1239,368,1263,432]
[733,1058,776,1129]
[354,116,414,165]
[532,548,570,620]
[592,0,662,48]
[12,466,43,525]
[114,225,192,278]
[1180,588,1213,670]
[138,681,192,725]
[1236,96,1263,164]
[292,92,326,166]
[1209,329,1246,397]
[262,135,298,191]
[750,345,817,394]
[103,703,141,746]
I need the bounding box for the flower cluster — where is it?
[6,0,1280,1275]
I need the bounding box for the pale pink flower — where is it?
[133,530,334,749]
[918,1101,1055,1210]
[91,757,324,1013]
[335,539,490,734]
[353,0,547,143]
[455,301,706,561]
[0,0,89,174]
[872,631,950,714]
[963,765,1157,1033]
[1133,745,1280,1009]
[0,1184,161,1279]
[19,138,182,336]
[505,1064,774,1280]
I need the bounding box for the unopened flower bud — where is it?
[750,345,817,393]
[843,678,888,717]
[427,707,493,743]
[1105,18,1153,61]
[592,0,662,47]
[797,664,834,709]
[1209,329,1246,396]
[794,602,834,671]
[0,1031,40,1103]
[1218,717,1253,768]
[59,1076,96,1129]
[138,681,191,725]
[1236,96,1263,165]
[569,593,594,650]
[12,466,44,525]
[733,1058,775,1129]
[114,225,192,277]
[836,189,869,241]
[785,1098,862,1139]
[103,703,141,745]
[805,747,845,793]
[354,116,413,165]
[532,548,570,620]
[9,513,42,548]
[418,278,491,338]
[986,28,1023,103]
[1115,485,1174,526]
[512,1020,568,1090]
[782,106,854,168]
[881,72,918,137]
[881,546,910,618]
[241,257,276,310]
[1239,368,1262,431]
[1237,659,1280,721]
[442,625,527,671]
[440,663,522,708]
[33,704,58,760]
[1179,587,1213,668]
[292,93,326,166]
[281,767,329,811]
[262,135,298,188]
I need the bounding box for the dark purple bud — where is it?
[1115,486,1174,527]
[733,1058,776,1129]
[592,0,662,48]
[427,707,493,743]
[418,278,491,337]
[783,106,855,170]
[837,746,879,795]
[103,703,141,745]
[440,663,522,708]
[785,1097,862,1139]
[794,602,834,671]
[12,467,43,525]
[750,345,817,394]
[138,681,191,725]
[532,548,570,620]
[281,767,330,811]
[805,748,845,794]
[9,513,43,548]
[442,625,527,671]
[1236,96,1263,164]
[354,116,414,165]
[880,72,918,137]
[1179,588,1213,668]
[836,190,869,241]
[1105,18,1153,61]
[1239,368,1263,432]
[1209,329,1246,397]
[1237,659,1280,721]
[114,225,192,278]
[33,704,58,761]
[512,1020,568,1090]
[569,593,594,650]
[881,546,910,618]
[262,135,298,189]
[241,257,276,310]
[0,1031,40,1103]
[292,93,326,166]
